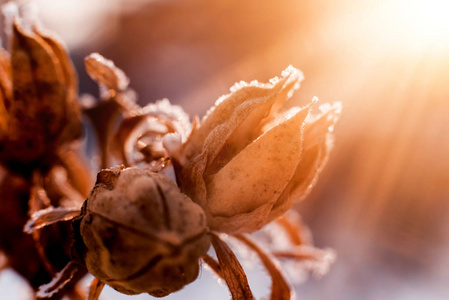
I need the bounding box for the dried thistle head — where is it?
[73,166,210,297]
[169,66,341,233]
[0,12,81,171]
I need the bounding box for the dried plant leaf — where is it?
[87,278,105,300]
[85,52,129,91]
[24,206,80,234]
[210,233,254,300]
[235,234,293,300]
[36,262,79,298]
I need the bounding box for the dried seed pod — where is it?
[0,17,82,171]
[73,166,210,297]
[171,66,341,233]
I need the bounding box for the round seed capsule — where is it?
[74,166,210,297]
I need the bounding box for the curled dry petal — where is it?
[175,66,341,233]
[74,166,210,297]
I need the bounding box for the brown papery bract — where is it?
[172,66,341,233]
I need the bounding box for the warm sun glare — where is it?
[389,0,449,49]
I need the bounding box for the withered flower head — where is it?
[0,14,81,171]
[170,66,341,233]
[74,166,210,297]
[112,99,191,167]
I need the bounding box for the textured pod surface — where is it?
[77,166,210,297]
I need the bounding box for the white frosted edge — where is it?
[23,206,80,234]
[85,52,130,91]
[229,65,304,94]
[140,99,190,122]
[36,262,77,298]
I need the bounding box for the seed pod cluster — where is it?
[73,166,210,297]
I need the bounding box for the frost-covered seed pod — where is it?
[172,66,341,233]
[73,166,210,297]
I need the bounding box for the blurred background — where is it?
[1,0,449,299]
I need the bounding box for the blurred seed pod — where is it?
[0,15,82,172]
